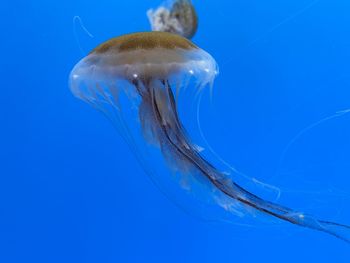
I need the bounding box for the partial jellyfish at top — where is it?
[69,32,350,243]
[147,0,198,39]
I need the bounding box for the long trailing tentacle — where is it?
[149,79,350,243]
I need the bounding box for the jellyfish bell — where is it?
[70,32,216,99]
[70,32,350,243]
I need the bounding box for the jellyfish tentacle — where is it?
[147,79,350,243]
[151,80,287,211]
[73,16,94,56]
[218,178,350,243]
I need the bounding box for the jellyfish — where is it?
[69,31,350,243]
[147,0,198,39]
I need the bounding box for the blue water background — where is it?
[1,0,350,262]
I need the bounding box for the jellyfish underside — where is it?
[147,0,198,39]
[70,32,350,243]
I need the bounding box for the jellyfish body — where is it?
[70,32,350,243]
[147,0,198,39]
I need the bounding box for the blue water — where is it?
[2,0,350,262]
